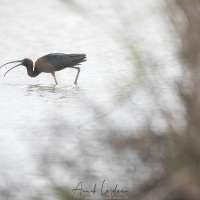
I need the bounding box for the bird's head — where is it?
[22,58,33,67]
[0,58,33,76]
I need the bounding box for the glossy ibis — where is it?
[0,53,86,85]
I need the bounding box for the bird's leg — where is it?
[74,67,80,85]
[51,72,58,85]
[68,67,80,85]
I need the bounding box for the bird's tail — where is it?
[70,54,87,65]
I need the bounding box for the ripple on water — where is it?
[26,84,85,102]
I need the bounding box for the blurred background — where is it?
[0,0,199,199]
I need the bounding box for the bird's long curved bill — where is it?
[0,60,23,69]
[4,64,22,77]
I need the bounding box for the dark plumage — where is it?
[0,53,87,85]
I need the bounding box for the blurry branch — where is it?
[169,0,200,136]
[130,1,200,200]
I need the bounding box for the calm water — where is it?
[0,0,180,198]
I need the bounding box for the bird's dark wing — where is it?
[42,53,86,71]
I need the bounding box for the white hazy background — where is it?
[0,0,181,199]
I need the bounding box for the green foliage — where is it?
[54,187,72,200]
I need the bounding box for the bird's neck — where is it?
[26,64,41,77]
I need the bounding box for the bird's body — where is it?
[0,53,86,85]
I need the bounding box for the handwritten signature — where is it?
[72,180,128,199]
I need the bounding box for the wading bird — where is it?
[0,53,86,85]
